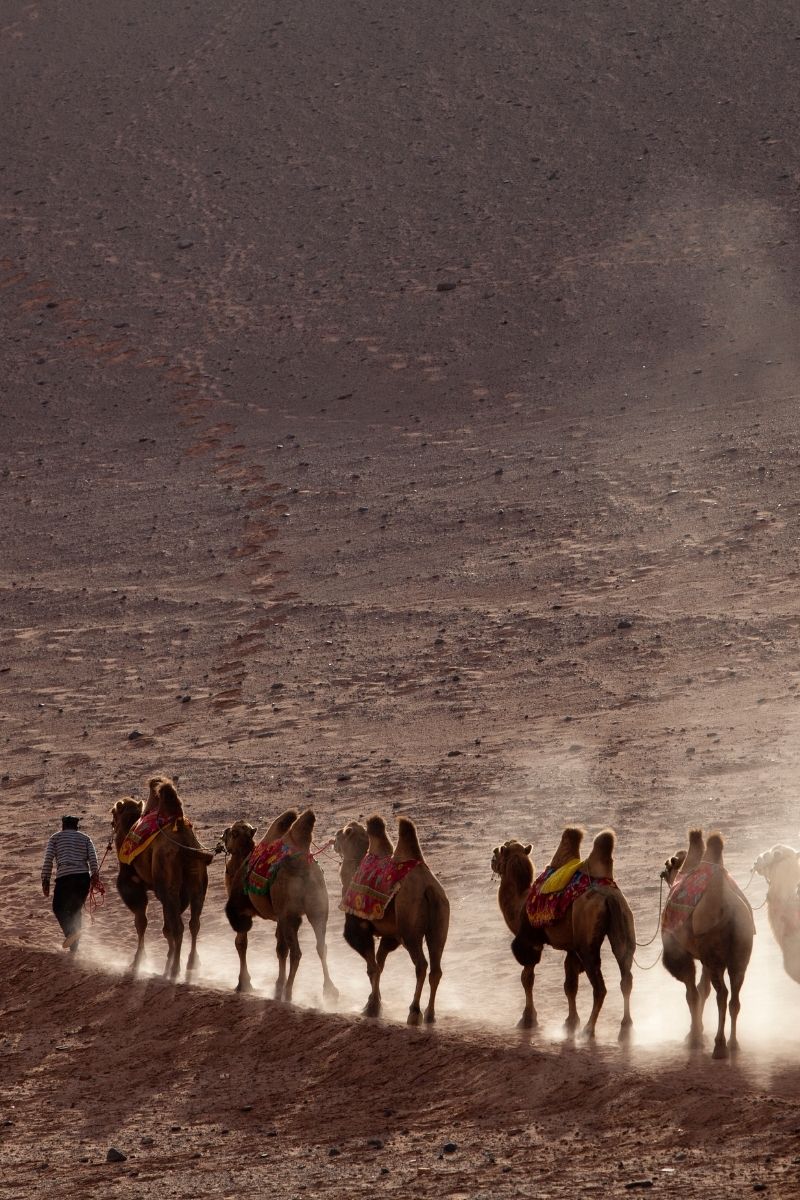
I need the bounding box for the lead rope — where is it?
[87,837,113,923]
[633,875,665,971]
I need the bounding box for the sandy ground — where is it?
[4,0,800,1195]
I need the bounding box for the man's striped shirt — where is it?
[41,830,100,883]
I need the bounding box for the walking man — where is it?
[41,815,100,952]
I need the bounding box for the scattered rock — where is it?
[336,773,352,782]
[367,1138,384,1150]
[624,1182,653,1191]
[329,1147,341,1157]
[177,239,194,250]
[442,1142,458,1154]
[617,619,633,629]
[436,281,457,292]
[127,730,142,740]
[140,1137,154,1147]
[106,1147,127,1163]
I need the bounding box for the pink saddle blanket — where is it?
[662,862,749,934]
[118,811,173,865]
[244,838,305,897]
[526,866,616,928]
[341,853,421,921]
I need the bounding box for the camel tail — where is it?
[606,889,636,972]
[704,832,724,864]
[424,883,450,961]
[288,809,316,851]
[394,817,423,862]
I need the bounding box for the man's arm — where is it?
[41,835,56,896]
[86,836,100,878]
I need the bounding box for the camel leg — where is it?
[186,880,207,974]
[160,898,184,981]
[728,966,745,1053]
[280,914,302,1003]
[663,942,703,1047]
[368,935,399,1016]
[307,908,339,1003]
[697,967,711,1032]
[344,916,381,1016]
[132,902,148,973]
[580,950,607,1038]
[275,924,289,1000]
[405,937,428,1027]
[563,952,580,1032]
[424,937,444,1025]
[235,930,253,993]
[607,910,635,1041]
[708,966,730,1060]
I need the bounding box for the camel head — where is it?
[754,844,800,894]
[220,820,257,860]
[335,821,368,860]
[661,848,687,885]
[491,839,533,879]
[111,797,144,840]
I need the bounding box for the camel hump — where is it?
[158,781,184,820]
[288,809,316,851]
[688,828,705,850]
[394,817,423,863]
[265,808,299,841]
[366,813,394,857]
[551,826,584,868]
[586,829,615,877]
[704,832,724,864]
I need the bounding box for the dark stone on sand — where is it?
[442,1141,458,1154]
[329,1147,340,1156]
[617,619,633,629]
[106,1147,127,1163]
[127,729,142,740]
[436,281,457,291]
[624,1182,653,1191]
[177,239,194,249]
[367,1138,384,1150]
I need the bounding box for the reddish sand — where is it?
[4,0,800,1195]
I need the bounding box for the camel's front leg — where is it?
[235,930,252,992]
[275,925,288,1000]
[562,952,580,1032]
[132,902,148,973]
[581,951,607,1038]
[709,967,730,1060]
[280,914,302,1003]
[308,908,339,1003]
[728,967,745,1052]
[186,887,206,974]
[406,937,428,1027]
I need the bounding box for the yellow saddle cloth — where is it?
[539,857,584,894]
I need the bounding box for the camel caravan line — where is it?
[106,777,793,1057]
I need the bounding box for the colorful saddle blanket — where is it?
[341,853,421,921]
[526,865,616,928]
[244,838,301,897]
[662,862,749,933]
[118,812,175,865]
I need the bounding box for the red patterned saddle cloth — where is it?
[662,862,748,933]
[244,838,305,897]
[526,866,616,928]
[341,853,421,921]
[118,812,174,865]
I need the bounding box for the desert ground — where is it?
[4,1,800,1195]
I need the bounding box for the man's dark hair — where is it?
[61,815,80,830]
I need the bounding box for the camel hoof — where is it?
[407,1008,423,1027]
[517,1013,537,1030]
[323,983,340,1004]
[236,979,253,994]
[618,1022,633,1044]
[580,1026,596,1041]
[424,1011,436,1025]
[563,1015,579,1033]
[712,1041,729,1061]
[362,998,381,1018]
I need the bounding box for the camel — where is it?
[492,827,635,1038]
[334,815,450,1025]
[221,808,338,1004]
[753,843,800,983]
[111,779,214,979]
[661,829,754,1058]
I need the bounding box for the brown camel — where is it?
[221,808,338,1003]
[111,779,214,979]
[661,829,754,1058]
[753,843,800,982]
[492,827,635,1038]
[334,814,450,1025]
